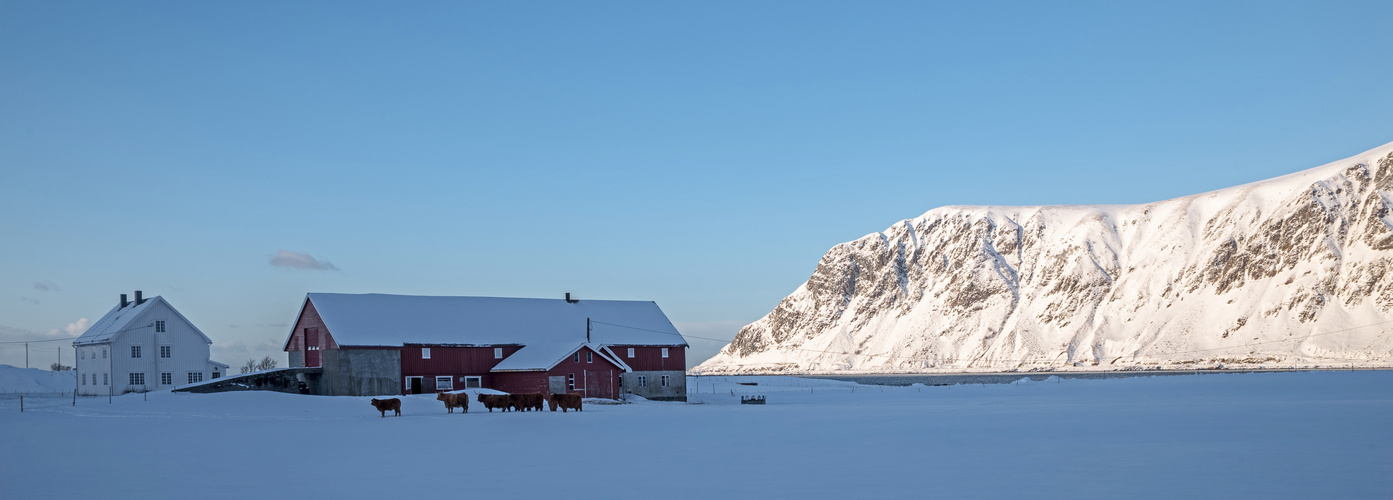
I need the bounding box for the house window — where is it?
[573,352,579,363]
[662,347,669,358]
[464,376,481,388]
[422,348,431,359]
[103,373,108,385]
[160,345,171,358]
[155,320,165,333]
[436,376,452,391]
[567,373,575,391]
[129,373,145,386]
[82,374,87,385]
[102,349,107,359]
[81,350,85,360]
[212,371,220,379]
[586,352,593,363]
[161,372,172,385]
[131,346,141,358]
[637,375,647,388]
[662,375,670,387]
[627,348,635,358]
[187,372,203,384]
[494,347,503,359]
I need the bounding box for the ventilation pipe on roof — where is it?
[565,293,578,304]
[134,290,144,305]
[120,294,128,309]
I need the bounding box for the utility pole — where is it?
[25,342,28,369]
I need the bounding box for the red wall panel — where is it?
[611,345,685,371]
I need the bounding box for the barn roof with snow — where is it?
[285,293,687,368]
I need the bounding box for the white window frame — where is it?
[82,374,87,385]
[662,347,669,358]
[103,373,108,385]
[131,345,141,358]
[422,348,431,359]
[567,373,575,390]
[463,376,481,388]
[627,347,635,358]
[586,351,593,363]
[129,372,145,386]
[662,375,670,387]
[435,376,453,391]
[494,347,503,359]
[102,348,107,359]
[573,352,579,363]
[187,372,203,384]
[81,350,85,360]
[161,372,172,385]
[160,345,171,359]
[637,375,647,388]
[155,320,166,333]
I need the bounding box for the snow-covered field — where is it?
[3,371,1390,499]
[0,365,75,393]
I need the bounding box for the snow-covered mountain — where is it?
[695,142,1393,374]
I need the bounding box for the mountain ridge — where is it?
[694,140,1393,374]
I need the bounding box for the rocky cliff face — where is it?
[695,142,1393,374]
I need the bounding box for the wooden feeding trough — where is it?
[740,395,766,405]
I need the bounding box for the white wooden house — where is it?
[73,291,228,396]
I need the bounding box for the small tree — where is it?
[240,358,258,374]
[255,355,278,371]
[50,362,73,371]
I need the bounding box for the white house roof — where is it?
[73,296,211,346]
[298,293,689,350]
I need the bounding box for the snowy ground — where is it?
[3,371,1390,499]
[0,365,75,393]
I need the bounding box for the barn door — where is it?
[304,328,321,367]
[585,370,612,399]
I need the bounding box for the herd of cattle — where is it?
[369,392,583,417]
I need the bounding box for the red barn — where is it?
[283,293,688,401]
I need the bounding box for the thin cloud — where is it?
[269,250,339,271]
[33,281,60,292]
[19,297,39,305]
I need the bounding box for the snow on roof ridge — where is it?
[294,292,688,349]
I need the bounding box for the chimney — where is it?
[565,293,578,304]
[134,290,144,306]
[120,294,128,308]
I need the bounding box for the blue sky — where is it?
[3,1,1391,369]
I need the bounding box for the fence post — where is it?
[19,395,22,412]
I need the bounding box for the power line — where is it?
[0,336,78,345]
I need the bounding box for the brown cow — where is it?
[509,393,545,412]
[437,392,469,413]
[523,393,545,411]
[477,393,511,412]
[370,398,401,417]
[549,393,582,412]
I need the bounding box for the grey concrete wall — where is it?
[288,350,305,368]
[622,370,687,402]
[320,349,401,396]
